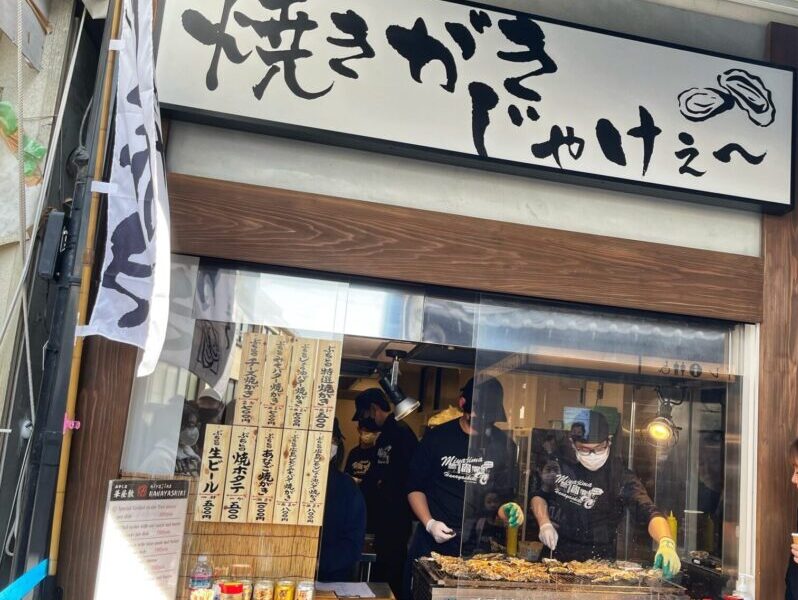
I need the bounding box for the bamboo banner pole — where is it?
[47,0,123,577]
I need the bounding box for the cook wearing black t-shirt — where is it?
[403,377,525,600]
[352,388,418,599]
[530,411,681,579]
[345,424,380,533]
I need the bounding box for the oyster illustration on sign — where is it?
[677,68,775,127]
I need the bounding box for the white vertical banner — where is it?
[82,0,171,377]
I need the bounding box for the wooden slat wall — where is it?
[178,481,319,600]
[167,173,763,323]
[757,22,798,600]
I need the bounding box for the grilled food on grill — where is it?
[429,553,653,586]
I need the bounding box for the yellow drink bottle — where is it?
[506,525,518,557]
[667,511,678,541]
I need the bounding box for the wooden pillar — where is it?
[56,338,137,599]
[758,22,798,600]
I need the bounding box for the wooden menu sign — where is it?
[234,332,267,426]
[221,425,257,523]
[273,428,308,525]
[194,424,232,523]
[284,339,318,430]
[247,426,284,523]
[260,335,293,428]
[310,340,342,432]
[298,431,332,526]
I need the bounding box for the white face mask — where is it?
[330,443,339,461]
[575,446,610,471]
[180,426,199,447]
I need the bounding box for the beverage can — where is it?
[296,580,314,600]
[254,580,275,600]
[276,579,295,600]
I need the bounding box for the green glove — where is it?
[653,537,681,579]
[498,502,525,528]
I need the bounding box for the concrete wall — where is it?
[0,1,74,425]
[165,0,786,258]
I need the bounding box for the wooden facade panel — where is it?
[57,338,138,600]
[168,173,763,323]
[757,22,798,600]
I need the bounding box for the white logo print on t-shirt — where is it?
[440,456,495,485]
[554,474,604,509]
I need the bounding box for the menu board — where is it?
[298,431,333,526]
[95,480,189,600]
[192,335,342,526]
[284,339,318,430]
[310,341,342,432]
[248,426,284,523]
[221,425,257,523]
[273,428,309,525]
[260,335,293,428]
[194,424,232,523]
[234,332,267,426]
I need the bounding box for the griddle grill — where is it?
[412,558,688,600]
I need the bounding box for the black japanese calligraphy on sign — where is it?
[327,10,375,79]
[182,0,251,91]
[532,125,585,168]
[162,0,794,211]
[234,0,333,100]
[386,18,457,93]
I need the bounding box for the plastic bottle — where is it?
[506,525,518,557]
[667,511,678,541]
[190,556,214,591]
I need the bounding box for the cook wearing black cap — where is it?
[352,388,418,598]
[530,410,681,579]
[404,377,523,598]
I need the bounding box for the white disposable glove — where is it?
[425,519,456,544]
[539,522,558,550]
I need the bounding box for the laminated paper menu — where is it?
[310,340,342,432]
[233,332,267,426]
[273,428,308,525]
[284,339,318,430]
[95,480,189,600]
[194,424,232,523]
[260,335,293,428]
[298,430,333,526]
[247,426,284,523]
[221,425,257,522]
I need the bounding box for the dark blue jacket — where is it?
[318,466,367,582]
[787,509,798,600]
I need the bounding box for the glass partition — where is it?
[461,294,743,594]
[117,255,748,598]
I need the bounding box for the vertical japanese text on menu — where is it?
[284,339,317,431]
[310,340,342,432]
[221,425,257,522]
[261,335,293,428]
[233,331,267,426]
[195,424,232,523]
[248,426,284,523]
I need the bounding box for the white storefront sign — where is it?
[156,0,795,211]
